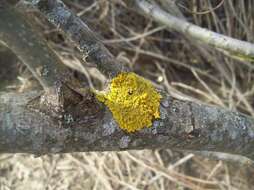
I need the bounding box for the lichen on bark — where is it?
[96,72,161,133]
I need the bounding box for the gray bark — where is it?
[1,90,254,160]
[22,0,128,78]
[135,0,254,61]
[0,0,253,164]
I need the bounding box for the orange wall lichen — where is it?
[96,72,161,133]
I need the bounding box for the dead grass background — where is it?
[1,0,254,189]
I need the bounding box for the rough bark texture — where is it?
[23,0,128,78]
[1,90,254,160]
[0,4,86,119]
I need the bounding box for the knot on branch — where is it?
[27,79,103,127]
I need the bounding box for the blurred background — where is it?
[0,0,254,189]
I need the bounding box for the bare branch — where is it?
[1,90,254,161]
[135,0,254,61]
[0,5,84,117]
[22,0,129,78]
[0,0,254,166]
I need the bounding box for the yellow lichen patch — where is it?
[96,72,161,133]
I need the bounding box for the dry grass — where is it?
[1,0,254,189]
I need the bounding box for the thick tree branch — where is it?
[1,0,254,165]
[134,0,254,61]
[1,90,254,161]
[22,0,128,78]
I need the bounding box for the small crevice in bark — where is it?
[26,81,104,128]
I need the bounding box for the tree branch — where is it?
[134,0,254,61]
[1,0,254,165]
[1,90,254,161]
[0,4,89,119]
[22,0,129,78]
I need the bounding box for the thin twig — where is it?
[135,0,254,61]
[177,0,225,15]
